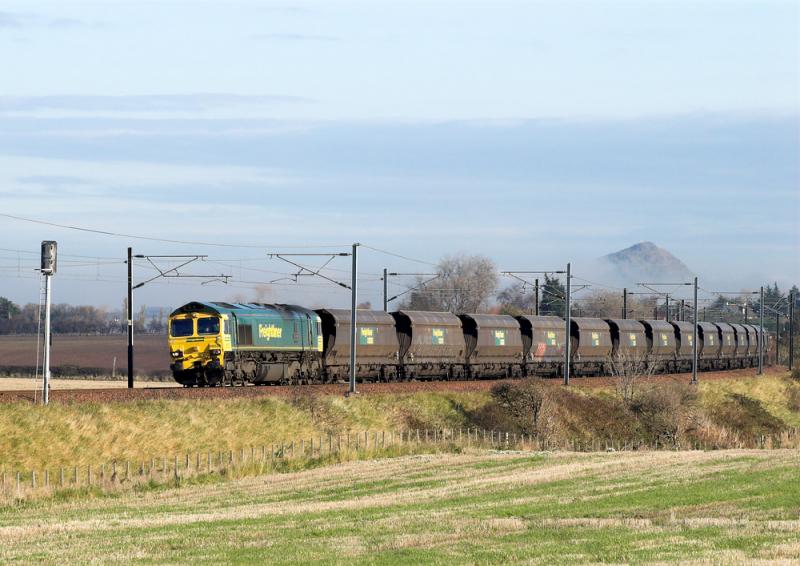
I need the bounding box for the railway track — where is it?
[0,367,782,405]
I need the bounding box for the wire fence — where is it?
[2,427,798,502]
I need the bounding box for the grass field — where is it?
[1,449,798,564]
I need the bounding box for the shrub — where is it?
[467,402,521,434]
[627,383,697,446]
[490,380,549,435]
[550,388,640,443]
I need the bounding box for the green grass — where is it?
[0,449,797,564]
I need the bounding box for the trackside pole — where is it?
[42,273,52,405]
[349,243,359,394]
[127,247,134,389]
[622,288,627,319]
[40,240,57,405]
[564,262,571,386]
[691,277,698,385]
[383,267,388,312]
[758,285,764,375]
[789,291,795,371]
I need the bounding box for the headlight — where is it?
[210,349,221,356]
[171,350,182,358]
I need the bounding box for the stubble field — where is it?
[0,449,798,564]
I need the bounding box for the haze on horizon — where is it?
[1,0,798,311]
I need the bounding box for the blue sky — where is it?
[0,1,798,309]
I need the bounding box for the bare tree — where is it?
[402,253,498,313]
[577,290,624,318]
[497,282,535,315]
[134,304,147,333]
[610,351,658,403]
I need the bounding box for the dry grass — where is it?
[0,392,486,472]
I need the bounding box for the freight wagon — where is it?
[168,302,772,386]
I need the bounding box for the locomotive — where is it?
[167,301,771,386]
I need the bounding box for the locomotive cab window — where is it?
[170,319,194,337]
[197,317,220,335]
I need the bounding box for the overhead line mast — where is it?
[126,250,231,389]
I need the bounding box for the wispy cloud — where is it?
[16,175,90,187]
[0,94,312,115]
[0,11,101,30]
[251,32,340,42]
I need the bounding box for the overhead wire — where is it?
[360,244,437,267]
[0,213,349,250]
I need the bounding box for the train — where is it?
[167,301,772,386]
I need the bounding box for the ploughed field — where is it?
[0,334,168,378]
[1,450,798,564]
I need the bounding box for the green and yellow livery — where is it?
[168,302,323,386]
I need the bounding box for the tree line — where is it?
[0,298,166,335]
[2,253,796,335]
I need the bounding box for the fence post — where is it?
[44,469,49,488]
[16,472,20,496]
[32,471,36,490]
[87,465,92,486]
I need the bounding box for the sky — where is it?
[1,0,798,311]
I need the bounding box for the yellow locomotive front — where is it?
[168,312,230,385]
